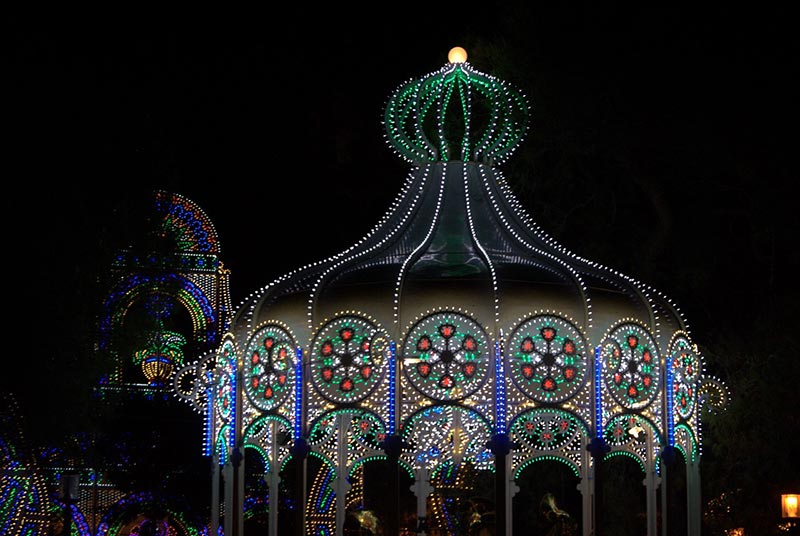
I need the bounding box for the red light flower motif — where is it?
[542,377,556,391]
[417,336,431,352]
[251,353,260,364]
[321,367,334,382]
[360,366,372,379]
[541,327,556,341]
[277,374,287,386]
[628,384,638,397]
[340,328,354,341]
[264,337,274,349]
[340,378,354,391]
[563,340,575,355]
[463,336,477,351]
[564,366,576,380]
[417,362,431,377]
[643,350,652,363]
[251,378,259,388]
[521,364,534,378]
[264,386,273,399]
[525,422,535,432]
[614,372,622,385]
[521,337,534,353]
[627,335,639,349]
[439,375,454,388]
[278,348,288,359]
[643,375,652,387]
[463,363,476,377]
[321,342,333,356]
[439,324,455,339]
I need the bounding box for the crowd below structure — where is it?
[2,47,728,536]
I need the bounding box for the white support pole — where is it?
[223,457,234,536]
[334,413,351,536]
[505,453,516,535]
[268,420,281,536]
[411,468,432,535]
[211,454,220,536]
[687,458,701,536]
[660,460,668,536]
[237,451,245,536]
[644,433,661,536]
[579,436,592,536]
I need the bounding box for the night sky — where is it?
[7,5,797,448]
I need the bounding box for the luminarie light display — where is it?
[176,47,728,536]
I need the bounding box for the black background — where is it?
[6,3,798,530]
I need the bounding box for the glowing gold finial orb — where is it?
[448,46,468,63]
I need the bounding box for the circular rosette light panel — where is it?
[670,336,699,420]
[309,315,388,404]
[602,323,661,409]
[507,315,588,403]
[243,324,296,411]
[402,311,490,401]
[510,409,583,452]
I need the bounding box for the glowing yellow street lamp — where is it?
[782,494,799,518]
[448,46,468,64]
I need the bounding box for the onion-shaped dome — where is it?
[237,50,685,357]
[384,46,528,165]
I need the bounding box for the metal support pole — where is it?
[411,468,432,536]
[291,438,309,536]
[334,414,351,536]
[587,437,609,536]
[268,420,281,536]
[488,433,513,536]
[579,436,592,536]
[223,459,233,536]
[211,454,220,536]
[687,458,701,536]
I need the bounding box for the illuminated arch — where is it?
[604,413,663,469]
[674,423,699,463]
[509,407,589,478]
[95,491,207,536]
[243,414,293,473]
[100,274,217,352]
[515,454,580,479]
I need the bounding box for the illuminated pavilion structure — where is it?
[176,47,727,536]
